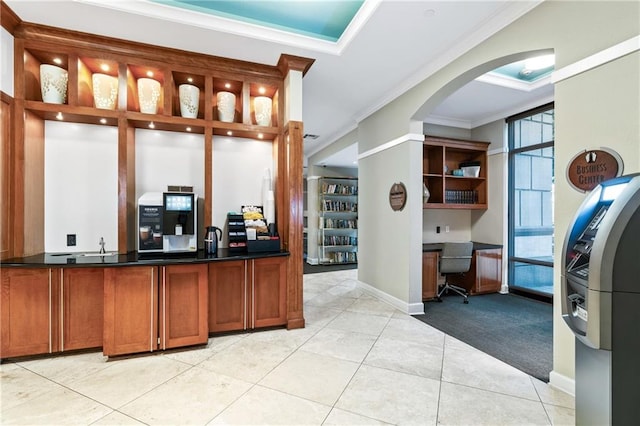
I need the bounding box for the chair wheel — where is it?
[463,299,469,304]
[437,297,443,303]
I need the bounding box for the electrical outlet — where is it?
[67,234,76,246]
[436,226,441,234]
[445,225,450,233]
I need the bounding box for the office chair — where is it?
[437,242,473,304]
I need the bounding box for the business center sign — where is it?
[566,148,623,192]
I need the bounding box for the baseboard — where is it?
[356,281,424,315]
[549,370,575,396]
[306,257,319,265]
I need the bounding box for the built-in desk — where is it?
[422,242,502,300]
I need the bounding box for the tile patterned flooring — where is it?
[0,269,575,425]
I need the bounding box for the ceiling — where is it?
[6,0,552,167]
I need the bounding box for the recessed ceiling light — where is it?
[146,71,154,77]
[99,118,107,124]
[258,87,266,95]
[186,127,192,132]
[227,131,233,136]
[225,83,231,89]
[55,112,63,120]
[53,57,62,65]
[148,122,155,129]
[257,133,264,139]
[100,64,109,72]
[187,77,193,83]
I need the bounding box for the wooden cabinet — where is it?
[449,248,503,295]
[160,264,208,350]
[423,136,490,210]
[208,257,287,333]
[103,266,158,357]
[208,260,247,333]
[422,252,439,300]
[1,268,59,358]
[61,268,104,351]
[472,248,503,294]
[251,257,287,329]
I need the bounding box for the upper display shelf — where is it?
[23,47,282,136]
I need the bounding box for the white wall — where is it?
[44,126,271,252]
[1,27,14,96]
[348,0,639,392]
[212,136,273,247]
[44,122,118,252]
[135,129,205,199]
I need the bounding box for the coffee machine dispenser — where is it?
[138,192,198,254]
[561,173,640,425]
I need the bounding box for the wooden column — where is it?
[117,118,135,253]
[285,121,304,329]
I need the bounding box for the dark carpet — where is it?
[303,262,357,274]
[414,292,552,382]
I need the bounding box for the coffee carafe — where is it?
[204,226,222,255]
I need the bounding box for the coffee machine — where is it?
[138,191,198,254]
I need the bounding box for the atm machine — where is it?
[561,173,640,425]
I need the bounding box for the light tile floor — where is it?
[1,269,575,425]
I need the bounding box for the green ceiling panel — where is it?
[153,0,365,42]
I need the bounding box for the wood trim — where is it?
[118,119,135,253]
[277,54,316,77]
[22,110,44,256]
[1,92,13,259]
[14,23,283,80]
[0,0,21,34]
[285,121,304,329]
[204,127,213,227]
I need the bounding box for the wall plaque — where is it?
[566,148,623,192]
[389,182,407,211]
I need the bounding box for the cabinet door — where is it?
[61,268,104,351]
[1,268,59,358]
[161,264,208,349]
[251,257,287,329]
[422,252,439,300]
[475,249,502,294]
[104,266,157,357]
[208,260,247,333]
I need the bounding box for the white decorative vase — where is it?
[178,84,199,118]
[92,73,118,110]
[254,96,272,126]
[137,78,161,114]
[423,183,430,204]
[39,64,68,104]
[216,91,236,122]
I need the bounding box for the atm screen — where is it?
[565,178,631,277]
[164,194,193,211]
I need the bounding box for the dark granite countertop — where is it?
[0,248,289,268]
[422,242,502,252]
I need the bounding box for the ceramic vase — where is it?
[254,96,272,126]
[92,73,118,110]
[423,183,430,204]
[137,78,161,114]
[39,64,68,104]
[178,84,199,118]
[216,91,235,122]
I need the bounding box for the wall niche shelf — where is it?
[423,136,490,210]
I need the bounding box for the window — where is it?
[508,104,554,299]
